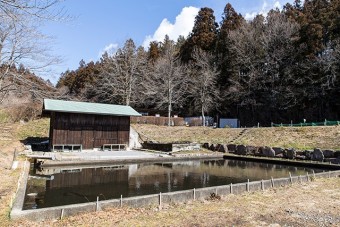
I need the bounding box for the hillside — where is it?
[133,124,340,150]
[1,119,339,151]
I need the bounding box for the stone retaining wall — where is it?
[142,142,201,152]
[10,160,340,222]
[203,142,340,164]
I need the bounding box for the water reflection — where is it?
[24,159,324,209]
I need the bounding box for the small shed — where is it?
[43,99,141,151]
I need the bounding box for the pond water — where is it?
[24,159,325,209]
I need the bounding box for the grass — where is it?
[15,118,50,140]
[0,110,10,123]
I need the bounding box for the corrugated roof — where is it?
[43,99,141,116]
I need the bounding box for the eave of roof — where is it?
[43,99,141,117]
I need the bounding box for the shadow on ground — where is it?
[21,137,49,151]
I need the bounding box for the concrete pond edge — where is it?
[10,159,340,222]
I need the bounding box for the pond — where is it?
[24,159,325,209]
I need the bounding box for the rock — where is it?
[227,144,237,152]
[324,158,339,164]
[272,147,284,156]
[332,158,340,164]
[263,146,275,157]
[223,144,229,153]
[257,146,266,156]
[296,151,304,156]
[322,149,335,158]
[24,145,32,150]
[202,143,210,149]
[286,148,296,159]
[334,151,340,158]
[216,144,228,153]
[246,146,258,155]
[304,150,313,160]
[276,153,284,158]
[312,148,324,161]
[296,155,306,160]
[236,145,247,155]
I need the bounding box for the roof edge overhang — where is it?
[43,109,141,117]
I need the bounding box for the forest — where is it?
[2,0,340,126]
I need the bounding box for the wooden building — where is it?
[43,99,141,151]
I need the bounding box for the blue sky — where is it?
[42,0,294,83]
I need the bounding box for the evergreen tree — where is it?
[216,3,244,87]
[179,7,218,62]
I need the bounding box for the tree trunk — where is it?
[168,102,172,126]
[202,106,206,127]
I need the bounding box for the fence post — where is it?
[120,195,123,207]
[306,172,309,182]
[289,172,293,184]
[60,209,64,220]
[230,183,233,194]
[261,180,264,191]
[271,177,274,187]
[96,196,99,211]
[159,192,162,208]
[247,179,250,192]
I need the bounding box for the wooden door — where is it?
[82,127,94,149]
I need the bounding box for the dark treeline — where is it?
[56,0,340,126]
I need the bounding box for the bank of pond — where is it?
[24,158,332,209]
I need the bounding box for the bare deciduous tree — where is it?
[190,48,219,126]
[143,40,188,126]
[0,0,67,103]
[87,39,148,106]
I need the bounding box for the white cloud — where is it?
[98,43,119,58]
[244,0,290,20]
[142,6,199,49]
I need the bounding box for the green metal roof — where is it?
[43,99,141,117]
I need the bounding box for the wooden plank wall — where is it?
[50,112,130,149]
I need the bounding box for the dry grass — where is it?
[15,118,49,141]
[133,124,340,150]
[0,118,49,227]
[134,124,247,144]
